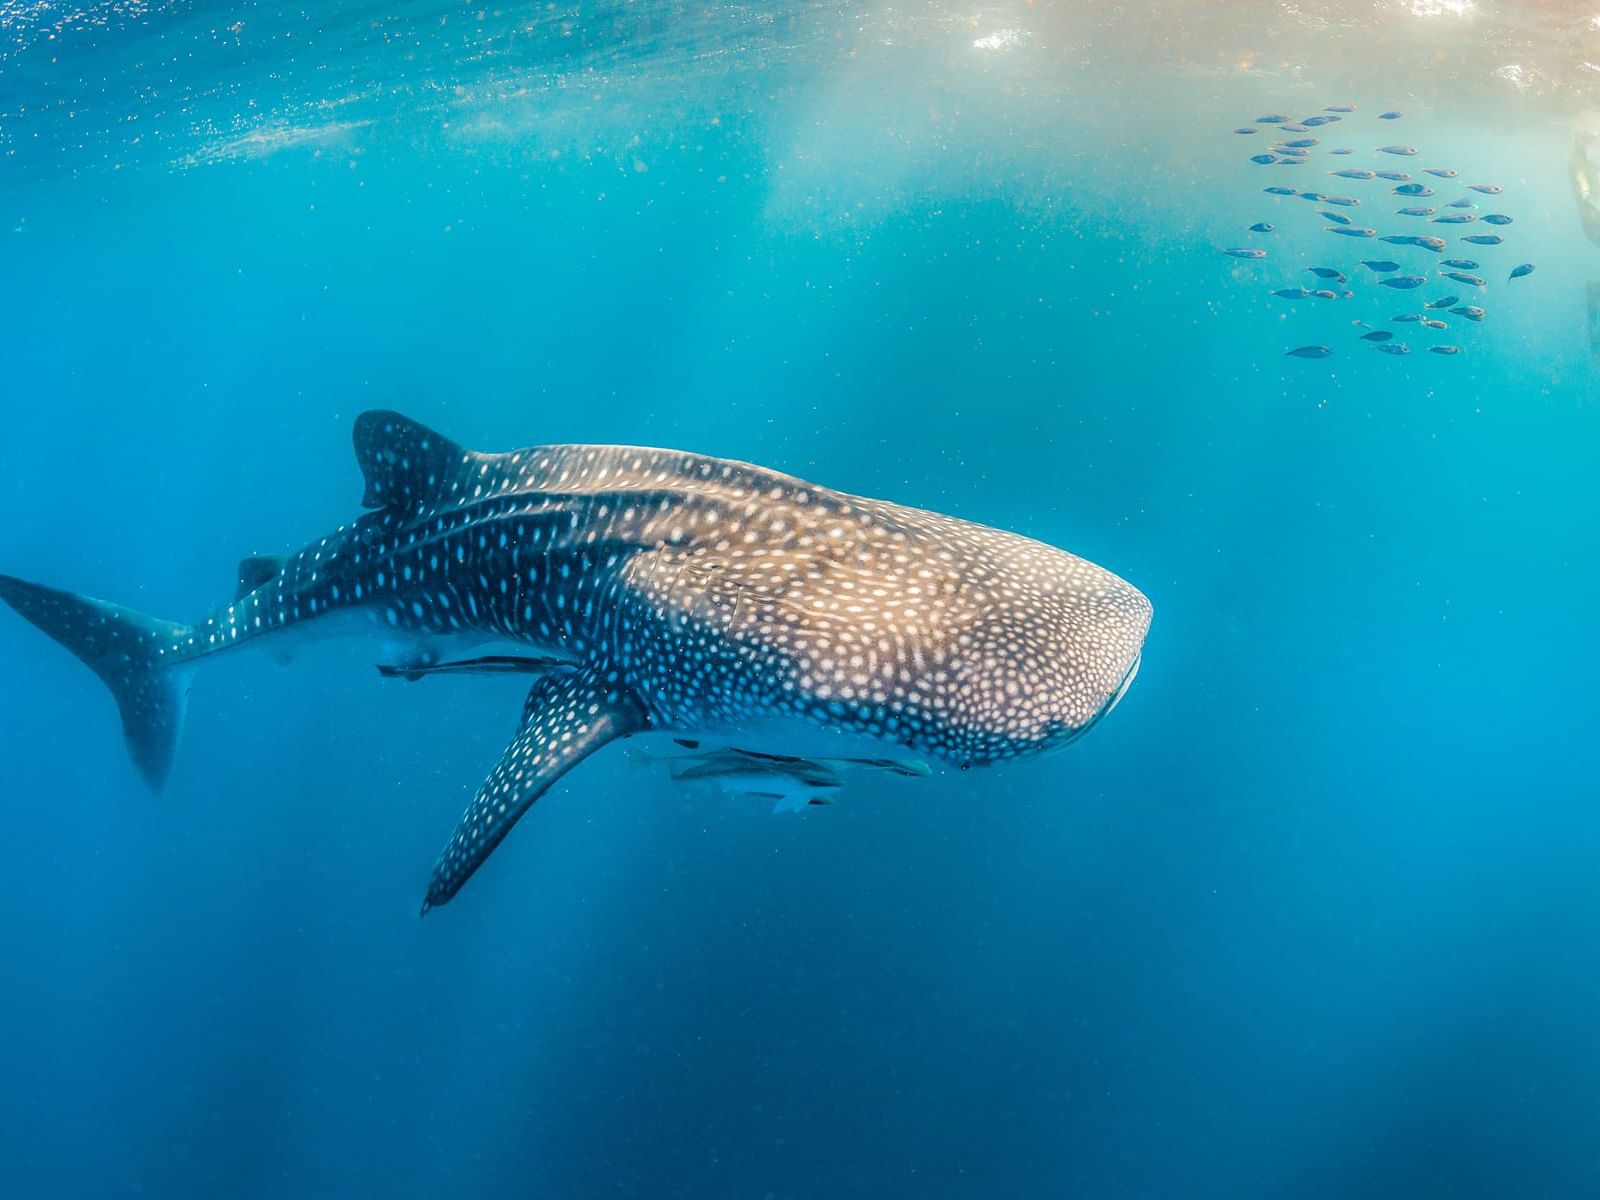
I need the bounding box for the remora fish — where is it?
[640,743,933,813]
[0,412,1153,912]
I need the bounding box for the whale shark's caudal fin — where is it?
[0,573,193,791]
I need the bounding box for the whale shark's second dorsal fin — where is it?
[353,410,481,511]
[235,554,287,600]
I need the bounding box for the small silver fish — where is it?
[1378,146,1419,156]
[1375,171,1411,182]
[1286,345,1332,358]
[1264,186,1299,196]
[1480,213,1513,226]
[1396,206,1435,217]
[1283,138,1319,148]
[1250,222,1275,232]
[1376,343,1411,355]
[1235,127,1259,135]
[1325,104,1357,113]
[1392,313,1425,323]
[1451,306,1484,321]
[1330,148,1355,156]
[1250,154,1277,165]
[1468,184,1503,194]
[1426,295,1459,309]
[1461,234,1503,245]
[1445,198,1476,208]
[1298,191,1328,202]
[1322,195,1361,207]
[1443,270,1486,287]
[1441,259,1478,270]
[1257,115,1290,124]
[1360,330,1394,342]
[1225,248,1268,259]
[1509,263,1535,280]
[1307,266,1346,280]
[1381,275,1426,289]
[1361,259,1400,272]
[1302,115,1339,126]
[1379,111,1403,120]
[1327,226,1377,238]
[1430,344,1461,355]
[1320,210,1353,225]
[1312,289,1338,300]
[1420,319,1448,330]
[1412,236,1447,252]
[1431,213,1476,224]
[1281,123,1311,132]
[1331,169,1376,179]
[1273,288,1313,299]
[1423,168,1459,178]
[1393,183,1433,197]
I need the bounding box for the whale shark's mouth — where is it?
[1103,652,1142,719]
[1063,652,1142,746]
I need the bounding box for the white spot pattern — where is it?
[0,410,1153,911]
[422,667,642,910]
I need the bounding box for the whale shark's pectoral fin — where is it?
[420,667,646,913]
[376,654,568,682]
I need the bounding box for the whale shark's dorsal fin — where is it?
[352,410,479,511]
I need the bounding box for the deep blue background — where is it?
[4,5,1600,1196]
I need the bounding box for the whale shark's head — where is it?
[943,560,1152,766]
[1033,571,1151,752]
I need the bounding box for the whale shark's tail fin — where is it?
[0,573,193,791]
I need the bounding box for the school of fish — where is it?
[1223,105,1534,362]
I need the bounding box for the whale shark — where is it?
[0,411,1152,912]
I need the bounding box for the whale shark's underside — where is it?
[0,412,1152,911]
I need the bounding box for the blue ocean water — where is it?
[4,2,1600,1196]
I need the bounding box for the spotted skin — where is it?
[0,575,190,788]
[0,410,1153,911]
[426,667,645,912]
